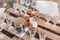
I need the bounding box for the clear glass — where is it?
[6,18,12,26]
[52,18,57,27]
[0,14,6,23]
[46,16,51,24]
[16,24,25,34]
[20,24,25,31]
[39,33,47,40]
[0,34,4,39]
[31,0,36,8]
[20,0,25,5]
[33,16,38,20]
[0,16,4,23]
[6,18,13,31]
[29,30,36,40]
[25,0,31,8]
[0,26,3,32]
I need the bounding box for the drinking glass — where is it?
[39,33,47,40]
[33,16,38,20]
[31,0,36,9]
[29,29,36,40]
[16,24,25,34]
[6,18,12,26]
[52,18,57,27]
[25,0,31,8]
[46,16,51,24]
[0,15,5,23]
[0,26,4,39]
[20,24,25,32]
[20,0,25,5]
[6,18,14,31]
[0,26,3,32]
[0,34,4,39]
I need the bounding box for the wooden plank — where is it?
[37,18,60,34]
[12,36,22,40]
[36,27,60,40]
[0,32,12,40]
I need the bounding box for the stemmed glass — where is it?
[39,33,47,40]
[0,25,4,39]
[25,0,31,8]
[20,0,25,5]
[6,18,12,26]
[0,15,5,23]
[52,18,57,28]
[20,24,25,32]
[46,16,51,24]
[0,26,3,32]
[31,0,36,9]
[6,18,14,30]
[29,29,36,40]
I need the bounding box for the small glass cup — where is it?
[6,18,12,26]
[0,34,4,39]
[39,33,47,40]
[29,29,36,40]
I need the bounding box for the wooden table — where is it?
[0,32,12,40]
[37,19,60,34]
[0,13,60,40]
[36,27,60,40]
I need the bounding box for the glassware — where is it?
[6,18,12,26]
[6,18,14,31]
[0,16,4,23]
[31,0,36,9]
[25,0,31,8]
[0,26,3,32]
[29,29,36,40]
[16,27,21,34]
[0,14,6,23]
[20,0,25,5]
[0,34,4,39]
[39,33,47,40]
[52,18,57,27]
[8,26,14,31]
[20,24,25,32]
[0,26,4,39]
[46,16,51,24]
[33,16,38,21]
[16,24,25,34]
